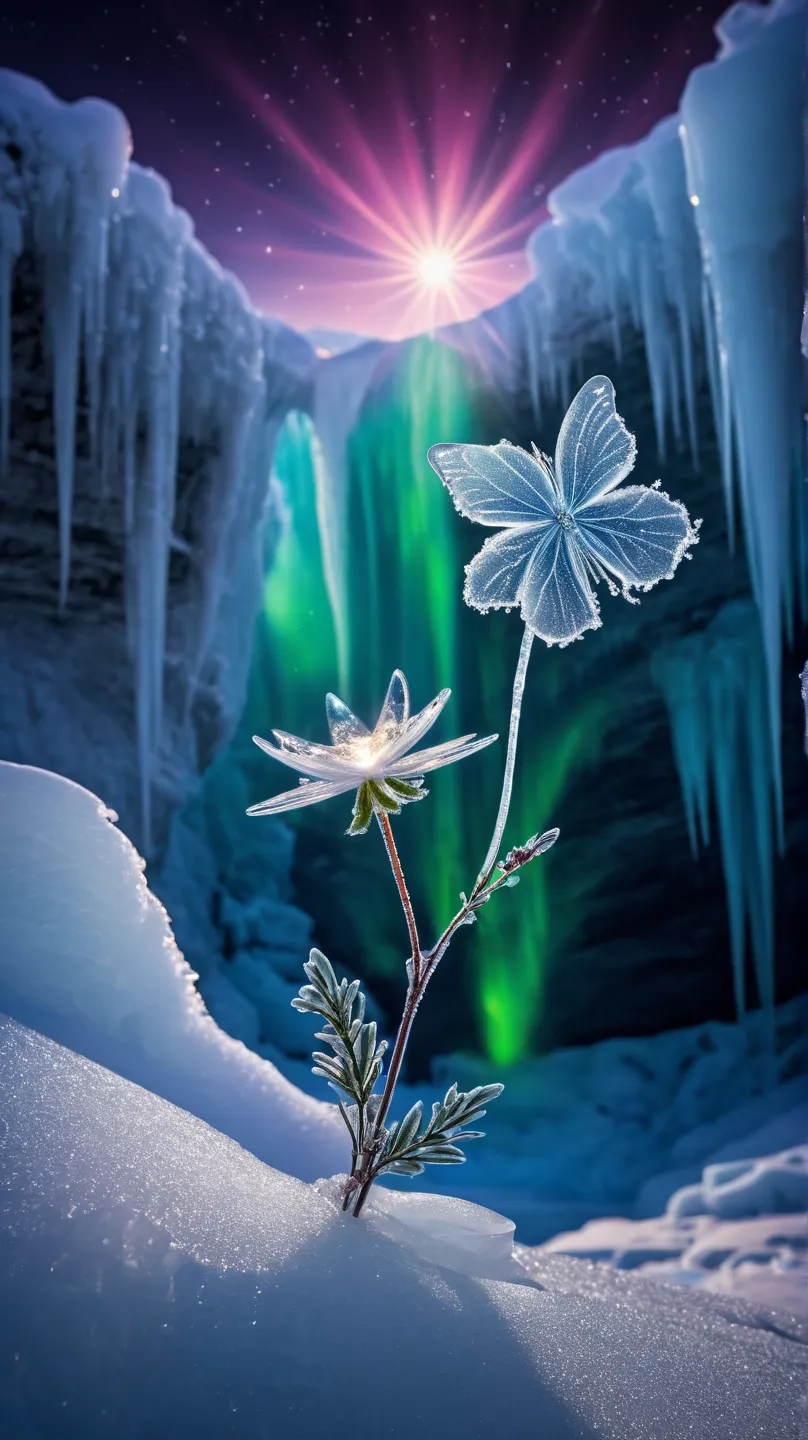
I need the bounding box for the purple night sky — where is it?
[2,0,730,339]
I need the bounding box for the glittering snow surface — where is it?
[1,1017,804,1440]
[0,760,346,1180]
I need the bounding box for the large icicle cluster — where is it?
[506,0,804,1042]
[0,70,315,849]
[520,0,805,717]
[679,0,806,786]
[0,73,129,603]
[652,602,780,1042]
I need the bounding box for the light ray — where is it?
[193,18,600,338]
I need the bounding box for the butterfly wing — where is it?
[428,441,559,525]
[518,527,601,647]
[575,484,698,594]
[463,523,553,613]
[555,376,636,511]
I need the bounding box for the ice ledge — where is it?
[315,1174,522,1280]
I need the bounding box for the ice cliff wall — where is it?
[0,72,314,855]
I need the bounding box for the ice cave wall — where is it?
[0,71,313,857]
[0,0,805,1066]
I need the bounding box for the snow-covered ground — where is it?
[1,1016,804,1440]
[541,1147,807,1315]
[1,757,805,1342]
[0,761,346,1180]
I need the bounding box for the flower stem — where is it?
[352,979,423,1218]
[351,630,535,1217]
[473,625,534,896]
[376,810,422,980]
[350,812,425,1218]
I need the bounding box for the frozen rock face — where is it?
[0,71,315,858]
[0,761,347,1179]
[1,1015,804,1440]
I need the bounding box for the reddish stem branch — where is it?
[376,810,421,982]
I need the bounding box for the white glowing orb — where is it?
[417,249,457,290]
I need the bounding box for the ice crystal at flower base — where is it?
[247,668,496,831]
[428,375,700,648]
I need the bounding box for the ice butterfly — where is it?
[428,376,699,648]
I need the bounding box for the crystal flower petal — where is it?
[248,673,497,826]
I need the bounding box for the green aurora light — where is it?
[259,341,607,1065]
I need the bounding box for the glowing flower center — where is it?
[556,509,575,530]
[347,733,391,774]
[417,249,457,291]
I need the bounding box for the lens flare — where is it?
[416,249,458,291]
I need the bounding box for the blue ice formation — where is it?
[513,1,804,1035]
[0,72,315,850]
[524,0,805,774]
[653,602,781,1037]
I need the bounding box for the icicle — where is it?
[680,0,805,809]
[654,601,778,1054]
[0,74,128,603]
[97,165,190,848]
[0,192,22,477]
[652,642,710,857]
[311,342,383,692]
[637,117,703,468]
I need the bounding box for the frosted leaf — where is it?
[325,692,370,745]
[554,375,637,509]
[463,523,552,613]
[427,440,559,524]
[576,485,699,593]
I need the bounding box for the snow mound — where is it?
[1,1016,804,1440]
[542,1147,808,1316]
[670,1147,808,1220]
[0,761,346,1180]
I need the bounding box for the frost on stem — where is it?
[291,949,503,1212]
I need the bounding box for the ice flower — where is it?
[428,375,699,647]
[247,670,497,835]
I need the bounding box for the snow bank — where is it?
[1,1016,803,1440]
[0,761,346,1179]
[542,1146,808,1316]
